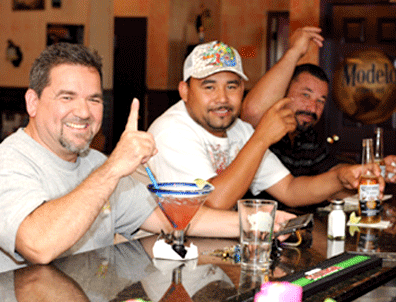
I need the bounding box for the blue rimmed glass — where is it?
[147,182,214,258]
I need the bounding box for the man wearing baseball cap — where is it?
[147,32,384,210]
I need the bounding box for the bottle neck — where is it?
[332,205,343,211]
[375,129,384,160]
[361,139,376,176]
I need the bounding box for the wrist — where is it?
[334,168,348,190]
[250,131,272,150]
[283,47,304,64]
[88,161,122,198]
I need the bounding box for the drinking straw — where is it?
[144,163,159,189]
[143,164,177,229]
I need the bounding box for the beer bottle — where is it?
[374,127,386,178]
[358,138,381,223]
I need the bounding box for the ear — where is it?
[25,89,39,118]
[178,81,189,103]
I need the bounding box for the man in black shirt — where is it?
[268,64,339,176]
[242,63,343,210]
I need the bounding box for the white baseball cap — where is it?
[183,41,249,82]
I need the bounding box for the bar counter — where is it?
[3,190,396,301]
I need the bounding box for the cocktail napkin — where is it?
[152,258,198,273]
[347,220,391,229]
[153,239,198,260]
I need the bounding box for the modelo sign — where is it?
[333,50,396,124]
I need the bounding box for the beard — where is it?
[206,105,238,134]
[206,115,237,133]
[59,128,94,156]
[295,110,318,132]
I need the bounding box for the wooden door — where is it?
[320,1,396,161]
[113,17,147,148]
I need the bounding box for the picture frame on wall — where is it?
[13,0,44,11]
[52,0,61,8]
[46,24,85,46]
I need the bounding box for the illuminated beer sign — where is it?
[333,50,396,124]
[343,63,396,86]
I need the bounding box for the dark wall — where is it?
[0,87,26,113]
[144,90,180,129]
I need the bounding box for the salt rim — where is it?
[147,182,214,196]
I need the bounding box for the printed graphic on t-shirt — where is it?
[207,143,240,174]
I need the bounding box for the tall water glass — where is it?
[238,199,277,271]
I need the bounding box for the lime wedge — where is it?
[348,212,361,224]
[349,225,360,237]
[194,178,210,189]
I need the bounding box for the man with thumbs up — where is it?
[0,43,272,273]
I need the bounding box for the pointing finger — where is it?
[126,98,139,131]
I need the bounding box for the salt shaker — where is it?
[327,199,346,240]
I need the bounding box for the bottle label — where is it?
[359,184,381,217]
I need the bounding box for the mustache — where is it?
[295,110,318,121]
[209,105,233,111]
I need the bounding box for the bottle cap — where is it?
[331,199,344,205]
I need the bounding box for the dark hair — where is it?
[29,43,103,98]
[291,63,329,84]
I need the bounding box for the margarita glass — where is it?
[148,182,214,258]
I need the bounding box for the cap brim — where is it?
[186,67,249,82]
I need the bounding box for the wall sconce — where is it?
[6,40,23,67]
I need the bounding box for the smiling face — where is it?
[179,71,245,137]
[25,64,103,162]
[286,72,329,131]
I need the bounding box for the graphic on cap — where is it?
[183,40,248,82]
[202,42,237,68]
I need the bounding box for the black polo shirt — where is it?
[270,128,338,177]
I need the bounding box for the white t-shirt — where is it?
[148,101,290,195]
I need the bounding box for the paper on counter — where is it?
[347,220,391,229]
[318,194,393,213]
[153,239,198,260]
[344,194,392,205]
[153,258,198,273]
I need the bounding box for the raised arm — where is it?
[241,27,324,128]
[15,99,158,264]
